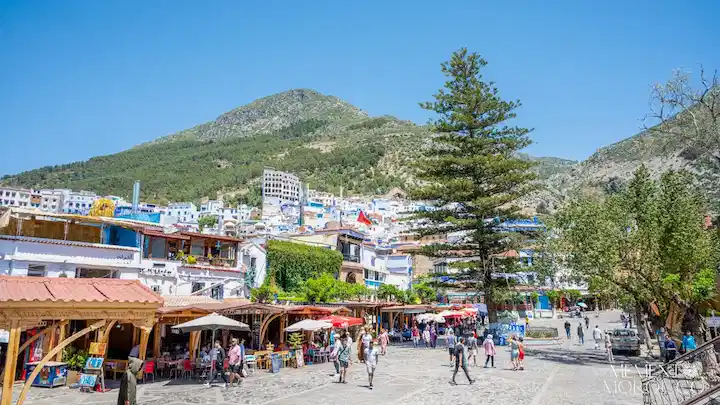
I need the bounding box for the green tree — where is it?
[545,290,561,319]
[557,166,718,344]
[377,284,401,302]
[413,283,437,304]
[564,289,582,305]
[301,273,338,303]
[251,281,280,303]
[197,215,218,231]
[410,48,537,322]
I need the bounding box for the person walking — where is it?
[577,323,585,345]
[204,340,228,388]
[605,332,614,363]
[330,333,341,377]
[422,326,431,349]
[450,337,474,385]
[411,325,420,348]
[592,325,603,350]
[682,331,697,352]
[430,326,438,349]
[466,333,478,367]
[584,316,590,329]
[364,340,379,390]
[564,320,571,339]
[446,328,457,366]
[378,329,389,355]
[509,335,521,371]
[337,333,352,384]
[518,336,525,370]
[227,338,243,387]
[117,357,143,405]
[483,334,496,368]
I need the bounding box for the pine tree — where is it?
[411,48,536,322]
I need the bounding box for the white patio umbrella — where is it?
[285,319,333,332]
[172,312,249,375]
[415,313,445,323]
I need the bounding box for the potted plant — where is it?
[62,346,88,386]
[287,333,304,368]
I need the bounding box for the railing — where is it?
[643,336,720,405]
[342,254,360,263]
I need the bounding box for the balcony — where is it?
[343,253,360,263]
[0,235,140,268]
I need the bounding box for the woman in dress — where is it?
[378,328,389,355]
[509,335,521,371]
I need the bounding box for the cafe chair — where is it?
[143,361,156,383]
[244,355,257,374]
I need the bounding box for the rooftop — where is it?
[0,276,163,305]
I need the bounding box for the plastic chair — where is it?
[244,355,257,374]
[313,348,324,364]
[182,359,193,379]
[143,361,155,383]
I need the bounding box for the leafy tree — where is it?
[564,289,582,305]
[545,290,561,319]
[251,281,279,303]
[301,273,340,303]
[413,283,437,304]
[410,48,537,322]
[377,284,401,302]
[197,215,217,231]
[557,165,718,346]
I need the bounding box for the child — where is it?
[518,336,525,370]
[364,340,379,389]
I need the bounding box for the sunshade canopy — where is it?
[171,312,249,332]
[285,319,332,332]
[317,315,364,328]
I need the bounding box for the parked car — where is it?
[609,328,641,356]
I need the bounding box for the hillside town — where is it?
[1,3,718,404]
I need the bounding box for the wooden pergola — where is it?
[0,276,163,405]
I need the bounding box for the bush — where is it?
[266,240,343,292]
[525,327,559,339]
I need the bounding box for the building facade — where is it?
[165,202,199,224]
[262,168,301,202]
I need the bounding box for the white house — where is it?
[240,241,267,290]
[165,202,199,224]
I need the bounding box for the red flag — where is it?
[357,210,372,226]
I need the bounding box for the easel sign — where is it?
[78,373,97,390]
[84,357,104,370]
[295,350,304,367]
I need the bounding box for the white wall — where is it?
[176,265,246,298]
[241,244,267,288]
[386,273,410,290]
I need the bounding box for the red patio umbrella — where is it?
[317,315,364,328]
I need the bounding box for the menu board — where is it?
[85,357,104,370]
[89,342,107,356]
[78,374,97,387]
[295,349,304,367]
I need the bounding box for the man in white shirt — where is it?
[592,325,603,350]
[364,340,379,390]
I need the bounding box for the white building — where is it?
[165,202,199,223]
[263,168,301,202]
[200,200,223,216]
[240,241,267,290]
[0,209,248,299]
[62,190,99,214]
[385,254,412,291]
[0,187,34,209]
[39,189,64,213]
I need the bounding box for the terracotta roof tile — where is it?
[0,276,163,305]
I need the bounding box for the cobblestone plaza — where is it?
[7,312,644,405]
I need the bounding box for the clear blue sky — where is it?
[1,0,718,176]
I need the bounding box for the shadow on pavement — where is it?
[526,347,653,368]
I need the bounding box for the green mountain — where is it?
[0,89,431,203]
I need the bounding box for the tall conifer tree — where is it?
[411,48,536,321]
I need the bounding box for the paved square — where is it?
[6,311,644,405]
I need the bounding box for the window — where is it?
[27,265,46,277]
[151,285,162,293]
[76,268,117,278]
[191,282,205,293]
[250,257,257,270]
[211,285,224,300]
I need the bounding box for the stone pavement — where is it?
[6,311,648,405]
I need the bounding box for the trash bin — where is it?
[270,353,281,373]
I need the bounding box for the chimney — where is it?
[132,181,140,212]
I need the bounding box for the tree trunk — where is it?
[635,307,651,349]
[485,272,497,324]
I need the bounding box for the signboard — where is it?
[89,342,107,356]
[84,357,104,370]
[706,316,720,328]
[78,373,97,388]
[295,349,304,367]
